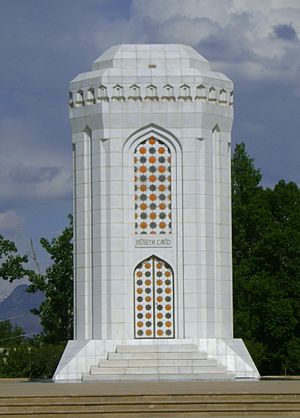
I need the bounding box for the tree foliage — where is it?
[232,143,300,375]
[0,235,28,282]
[0,319,64,378]
[28,215,73,344]
[0,342,64,378]
[0,320,25,347]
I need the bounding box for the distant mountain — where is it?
[0,284,44,336]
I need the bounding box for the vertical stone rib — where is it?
[83,129,93,339]
[213,126,221,336]
[72,142,78,339]
[196,137,207,338]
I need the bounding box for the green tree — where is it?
[0,235,28,282]
[0,321,28,378]
[28,215,73,344]
[253,181,300,374]
[28,344,65,378]
[231,143,268,340]
[0,320,25,347]
[232,143,300,375]
[0,234,68,378]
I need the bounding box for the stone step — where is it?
[1,389,299,416]
[90,365,227,375]
[115,344,199,353]
[108,351,208,360]
[83,372,235,381]
[98,358,218,368]
[86,344,231,383]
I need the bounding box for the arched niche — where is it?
[134,255,175,339]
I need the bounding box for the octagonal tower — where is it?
[54,44,259,381]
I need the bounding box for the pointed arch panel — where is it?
[134,136,172,235]
[134,255,175,339]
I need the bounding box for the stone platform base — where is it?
[0,381,299,417]
[53,338,259,381]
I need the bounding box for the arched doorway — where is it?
[134,255,175,339]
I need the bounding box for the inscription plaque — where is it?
[134,236,172,248]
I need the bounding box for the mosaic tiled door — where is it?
[134,256,174,339]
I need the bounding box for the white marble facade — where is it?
[53,44,259,381]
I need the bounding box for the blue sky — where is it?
[0,0,300,295]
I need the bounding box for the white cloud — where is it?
[0,117,72,205]
[132,0,233,26]
[155,17,219,45]
[79,0,300,85]
[0,210,23,233]
[127,0,300,81]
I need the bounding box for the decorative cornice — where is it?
[69,84,234,108]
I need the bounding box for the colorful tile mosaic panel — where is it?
[134,137,171,235]
[134,256,174,339]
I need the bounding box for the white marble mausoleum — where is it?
[53,44,259,381]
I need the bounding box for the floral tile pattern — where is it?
[134,256,174,339]
[134,137,172,235]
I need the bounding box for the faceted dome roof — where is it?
[92,44,210,72]
[71,44,232,86]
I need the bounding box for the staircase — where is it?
[83,344,235,381]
